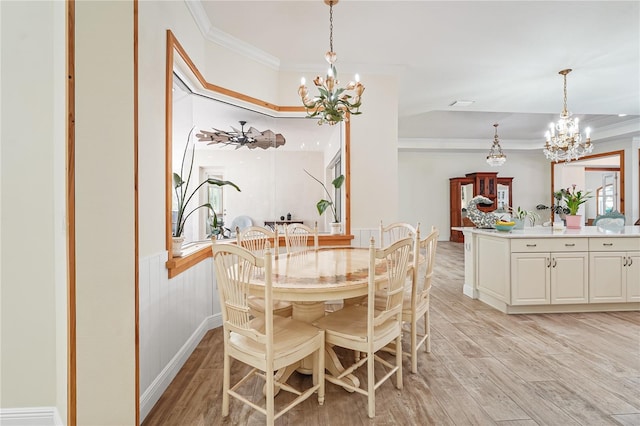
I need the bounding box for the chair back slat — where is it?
[369,236,413,328]
[213,242,273,344]
[285,222,318,253]
[414,227,438,308]
[379,221,419,248]
[236,225,279,257]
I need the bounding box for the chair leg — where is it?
[266,367,275,426]
[318,335,325,405]
[425,311,431,353]
[367,349,375,418]
[396,332,403,389]
[411,316,418,374]
[222,351,230,417]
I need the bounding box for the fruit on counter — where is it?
[496,220,515,226]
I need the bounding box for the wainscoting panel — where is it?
[139,251,221,421]
[351,228,377,248]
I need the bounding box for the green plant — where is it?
[173,129,240,237]
[508,206,540,226]
[558,184,592,216]
[304,169,345,223]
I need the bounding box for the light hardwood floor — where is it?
[143,242,640,425]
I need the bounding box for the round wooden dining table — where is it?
[250,246,391,390]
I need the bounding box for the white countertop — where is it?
[451,226,640,238]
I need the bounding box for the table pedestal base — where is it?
[270,301,359,394]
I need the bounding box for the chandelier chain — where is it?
[329,1,334,53]
[562,72,568,116]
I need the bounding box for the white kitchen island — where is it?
[454,226,640,314]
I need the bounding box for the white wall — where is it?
[398,150,550,239]
[75,2,136,424]
[0,1,66,422]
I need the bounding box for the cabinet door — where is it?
[626,252,640,302]
[551,252,589,304]
[511,253,550,305]
[589,252,626,302]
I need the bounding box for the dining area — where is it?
[154,223,438,424]
[208,221,437,424]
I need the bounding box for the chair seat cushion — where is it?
[229,316,320,360]
[312,305,400,347]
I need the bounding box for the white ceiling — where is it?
[192,0,640,149]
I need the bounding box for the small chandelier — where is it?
[543,69,592,162]
[486,123,506,167]
[298,0,364,125]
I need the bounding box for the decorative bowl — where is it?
[495,223,515,232]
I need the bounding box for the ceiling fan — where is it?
[196,120,286,150]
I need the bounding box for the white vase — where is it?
[330,222,341,235]
[172,236,185,257]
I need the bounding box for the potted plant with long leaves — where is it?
[304,169,344,234]
[172,129,240,255]
[508,206,540,229]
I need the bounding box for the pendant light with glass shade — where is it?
[486,123,506,166]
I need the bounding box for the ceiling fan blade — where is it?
[245,127,262,138]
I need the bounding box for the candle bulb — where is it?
[585,127,591,139]
[355,73,360,83]
[300,77,306,86]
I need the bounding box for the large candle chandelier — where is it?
[486,123,506,167]
[543,69,592,163]
[298,0,364,125]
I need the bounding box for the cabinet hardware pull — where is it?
[526,244,537,247]
[603,243,614,246]
[565,243,575,247]
[629,257,633,266]
[624,257,627,267]
[546,258,551,268]
[552,259,557,268]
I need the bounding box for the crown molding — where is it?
[184,1,280,70]
[398,138,542,152]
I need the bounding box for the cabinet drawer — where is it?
[511,239,552,252]
[589,238,640,252]
[511,238,587,253]
[548,238,588,252]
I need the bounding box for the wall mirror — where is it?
[166,31,351,274]
[551,150,624,224]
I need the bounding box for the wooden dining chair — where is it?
[212,241,325,426]
[284,222,318,254]
[372,226,438,373]
[404,226,438,373]
[313,236,412,418]
[236,225,292,318]
[379,221,419,248]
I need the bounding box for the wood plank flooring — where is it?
[142,242,640,425]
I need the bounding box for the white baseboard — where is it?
[0,407,63,426]
[140,314,222,421]
[463,283,477,299]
